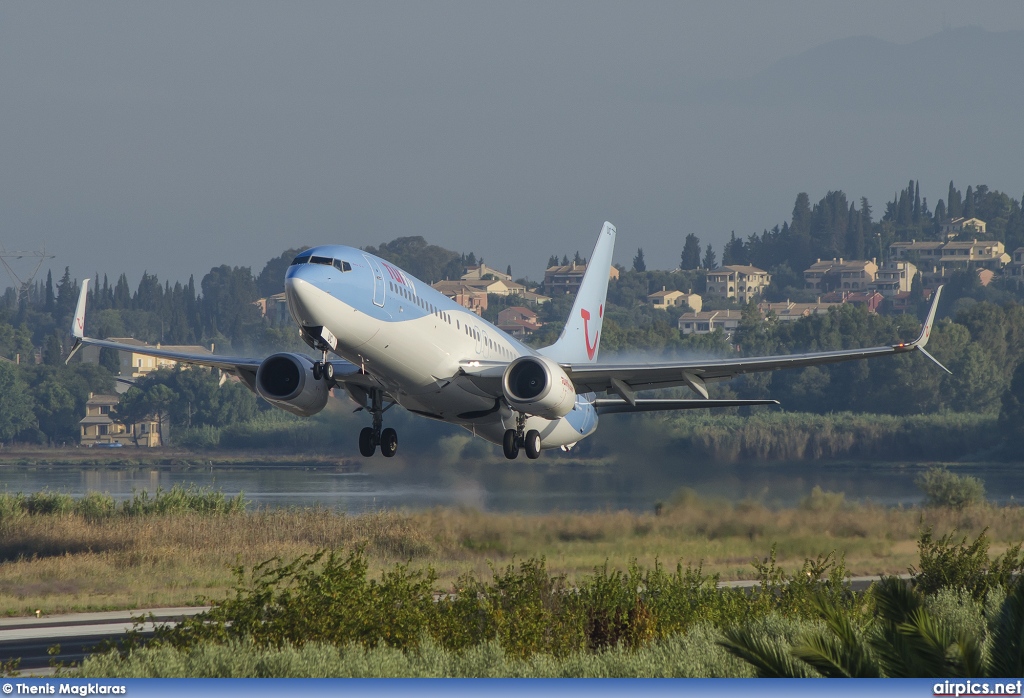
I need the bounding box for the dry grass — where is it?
[2,496,1023,616]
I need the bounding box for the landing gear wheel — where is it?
[502,429,520,460]
[323,362,334,381]
[312,362,322,380]
[358,427,376,457]
[380,428,398,458]
[524,430,541,459]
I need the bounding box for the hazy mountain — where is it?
[705,26,1024,111]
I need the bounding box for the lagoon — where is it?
[0,460,1021,513]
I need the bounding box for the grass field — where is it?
[2,485,1023,616]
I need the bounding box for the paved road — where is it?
[0,607,208,675]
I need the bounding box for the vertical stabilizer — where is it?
[538,222,616,364]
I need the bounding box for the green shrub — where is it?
[915,467,986,509]
[120,485,247,516]
[77,491,117,520]
[799,486,846,512]
[157,548,438,652]
[175,426,221,449]
[0,492,26,524]
[911,528,1024,600]
[24,490,75,515]
[79,630,761,678]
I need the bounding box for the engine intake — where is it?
[255,352,330,417]
[502,356,576,419]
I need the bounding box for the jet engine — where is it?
[501,356,576,419]
[255,353,331,417]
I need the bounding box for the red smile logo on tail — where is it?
[580,305,603,360]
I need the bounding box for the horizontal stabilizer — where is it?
[594,398,779,415]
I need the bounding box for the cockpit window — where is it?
[290,255,351,272]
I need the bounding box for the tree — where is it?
[632,248,646,272]
[257,248,310,298]
[701,244,717,270]
[964,185,975,218]
[0,362,35,442]
[722,232,747,266]
[200,265,261,344]
[680,234,701,269]
[999,361,1024,447]
[44,270,55,313]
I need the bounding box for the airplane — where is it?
[67,222,948,459]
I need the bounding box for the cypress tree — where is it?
[44,270,55,313]
[680,233,702,269]
[701,244,717,270]
[948,181,962,218]
[632,247,646,272]
[965,185,975,218]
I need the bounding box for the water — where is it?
[0,460,1021,513]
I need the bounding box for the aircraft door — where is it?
[363,255,387,307]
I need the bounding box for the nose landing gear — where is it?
[312,349,335,382]
[503,412,541,460]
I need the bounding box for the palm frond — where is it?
[719,626,815,678]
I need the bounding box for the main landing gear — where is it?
[503,412,541,460]
[358,388,397,458]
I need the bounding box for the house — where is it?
[462,263,512,282]
[431,281,488,314]
[1005,247,1024,287]
[254,292,289,325]
[79,393,162,447]
[704,265,770,303]
[870,261,917,297]
[758,300,845,323]
[941,217,987,239]
[542,262,620,296]
[497,306,542,338]
[518,290,551,305]
[646,287,681,310]
[677,309,742,336]
[80,338,215,379]
[889,239,1008,270]
[819,290,884,313]
[803,258,878,292]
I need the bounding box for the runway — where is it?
[0,608,208,675]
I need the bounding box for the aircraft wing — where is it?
[593,398,779,414]
[566,286,949,401]
[66,279,362,392]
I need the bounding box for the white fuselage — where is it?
[283,247,598,449]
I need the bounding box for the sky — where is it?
[1,1,1023,290]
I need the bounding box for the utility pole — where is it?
[0,245,55,301]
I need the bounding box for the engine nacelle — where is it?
[502,356,576,419]
[255,353,330,417]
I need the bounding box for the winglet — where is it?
[65,279,90,364]
[909,285,942,349]
[902,285,950,374]
[72,278,90,339]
